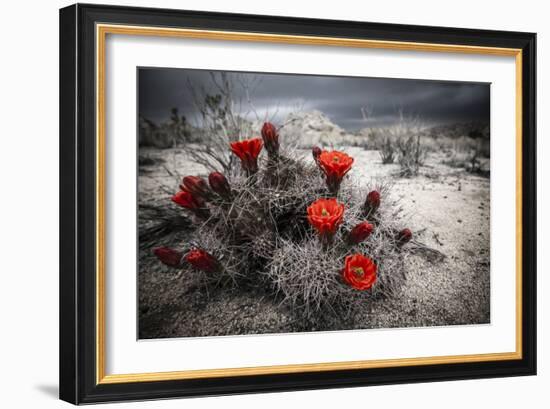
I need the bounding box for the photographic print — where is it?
[138,68,490,339]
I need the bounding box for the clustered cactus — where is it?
[153,122,414,319]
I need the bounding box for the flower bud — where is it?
[180,176,213,201]
[153,247,183,267]
[171,190,204,210]
[184,249,220,272]
[348,221,374,245]
[312,146,322,162]
[208,171,232,199]
[396,228,413,245]
[261,122,279,156]
[364,190,381,215]
[172,190,209,219]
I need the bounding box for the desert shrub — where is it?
[379,136,396,164]
[442,151,479,172]
[467,149,482,173]
[139,109,194,148]
[350,129,379,150]
[441,152,467,169]
[441,137,489,175]
[168,108,192,142]
[182,72,275,172]
[428,125,490,160]
[396,135,427,177]
[153,124,418,321]
[139,117,174,148]
[418,135,441,153]
[376,111,428,174]
[468,129,484,139]
[476,137,490,158]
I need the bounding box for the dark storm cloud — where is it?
[138,68,490,130]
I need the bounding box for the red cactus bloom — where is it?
[307,198,345,240]
[364,190,381,215]
[230,137,263,173]
[208,171,232,199]
[348,221,374,245]
[171,190,204,210]
[180,176,212,201]
[172,190,209,219]
[184,249,219,272]
[397,228,413,245]
[312,146,322,163]
[153,247,183,267]
[261,122,279,156]
[317,150,354,194]
[342,253,377,291]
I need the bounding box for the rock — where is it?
[277,110,361,148]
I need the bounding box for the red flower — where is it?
[171,190,204,210]
[184,249,219,272]
[208,171,232,199]
[317,150,354,194]
[172,190,209,219]
[397,228,413,245]
[348,221,374,245]
[364,190,381,215]
[307,198,345,240]
[153,247,183,267]
[230,137,263,173]
[261,122,279,156]
[342,253,377,291]
[180,176,212,201]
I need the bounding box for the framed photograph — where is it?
[59,3,536,404]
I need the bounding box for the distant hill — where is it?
[278,110,362,148]
[422,122,490,139]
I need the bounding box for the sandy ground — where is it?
[138,147,490,338]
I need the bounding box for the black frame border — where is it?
[59,3,536,404]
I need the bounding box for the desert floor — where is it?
[138,147,490,338]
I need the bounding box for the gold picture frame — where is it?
[96,23,523,385]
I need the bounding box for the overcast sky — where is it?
[138,67,490,130]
